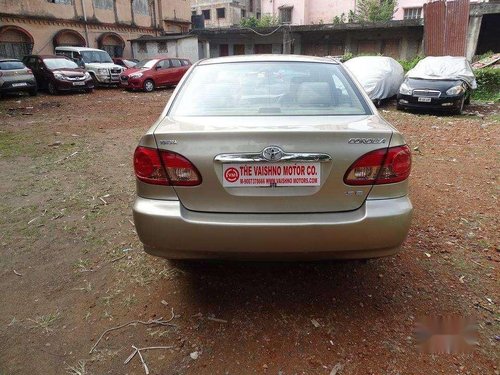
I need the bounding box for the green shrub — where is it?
[353,0,397,22]
[398,56,424,72]
[473,67,500,102]
[240,15,279,28]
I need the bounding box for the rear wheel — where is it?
[143,79,155,93]
[48,82,58,95]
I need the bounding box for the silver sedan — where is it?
[133,55,413,260]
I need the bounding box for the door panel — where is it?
[154,59,171,86]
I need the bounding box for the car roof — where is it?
[26,54,69,59]
[198,54,339,66]
[0,58,21,62]
[55,46,104,52]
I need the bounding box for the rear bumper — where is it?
[133,196,413,260]
[0,80,37,93]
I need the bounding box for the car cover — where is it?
[407,56,477,89]
[344,56,404,100]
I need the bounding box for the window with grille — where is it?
[403,8,422,19]
[138,42,147,53]
[93,0,112,9]
[133,0,150,16]
[217,8,226,19]
[202,9,211,20]
[0,42,33,59]
[158,41,168,53]
[279,7,292,23]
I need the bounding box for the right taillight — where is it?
[133,146,201,186]
[344,145,411,185]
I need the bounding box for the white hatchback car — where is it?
[133,55,413,260]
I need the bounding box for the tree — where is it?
[353,0,397,22]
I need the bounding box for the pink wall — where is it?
[261,0,480,23]
[307,0,356,23]
[261,0,306,24]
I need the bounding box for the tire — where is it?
[28,89,37,96]
[89,73,99,87]
[453,98,465,115]
[464,94,470,105]
[48,82,58,95]
[143,79,155,93]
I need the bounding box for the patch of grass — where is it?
[73,258,91,272]
[29,311,60,333]
[123,294,137,308]
[473,68,500,102]
[66,360,88,375]
[0,130,75,159]
[73,281,92,293]
[0,131,39,158]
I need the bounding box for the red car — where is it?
[120,57,191,92]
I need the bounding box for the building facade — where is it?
[191,0,261,28]
[0,0,191,59]
[260,0,483,24]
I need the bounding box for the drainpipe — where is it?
[81,0,90,46]
[151,0,158,36]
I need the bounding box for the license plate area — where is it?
[12,82,28,87]
[73,81,85,86]
[418,97,432,102]
[222,162,321,187]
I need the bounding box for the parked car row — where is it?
[1,46,192,98]
[345,55,476,115]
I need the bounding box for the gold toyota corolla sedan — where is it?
[132,55,413,260]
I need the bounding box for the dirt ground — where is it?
[0,89,498,375]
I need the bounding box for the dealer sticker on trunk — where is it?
[222,163,321,187]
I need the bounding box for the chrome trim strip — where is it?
[214,152,332,163]
[412,89,441,98]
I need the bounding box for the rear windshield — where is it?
[0,61,25,70]
[44,58,78,70]
[170,62,370,116]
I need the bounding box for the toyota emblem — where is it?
[262,146,284,162]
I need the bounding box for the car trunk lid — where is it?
[154,115,393,213]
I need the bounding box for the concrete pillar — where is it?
[292,33,301,54]
[205,41,210,58]
[400,33,409,60]
[344,35,352,55]
[466,15,482,60]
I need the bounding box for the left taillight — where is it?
[133,146,201,186]
[344,145,412,185]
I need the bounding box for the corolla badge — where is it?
[262,146,284,161]
[348,138,386,144]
